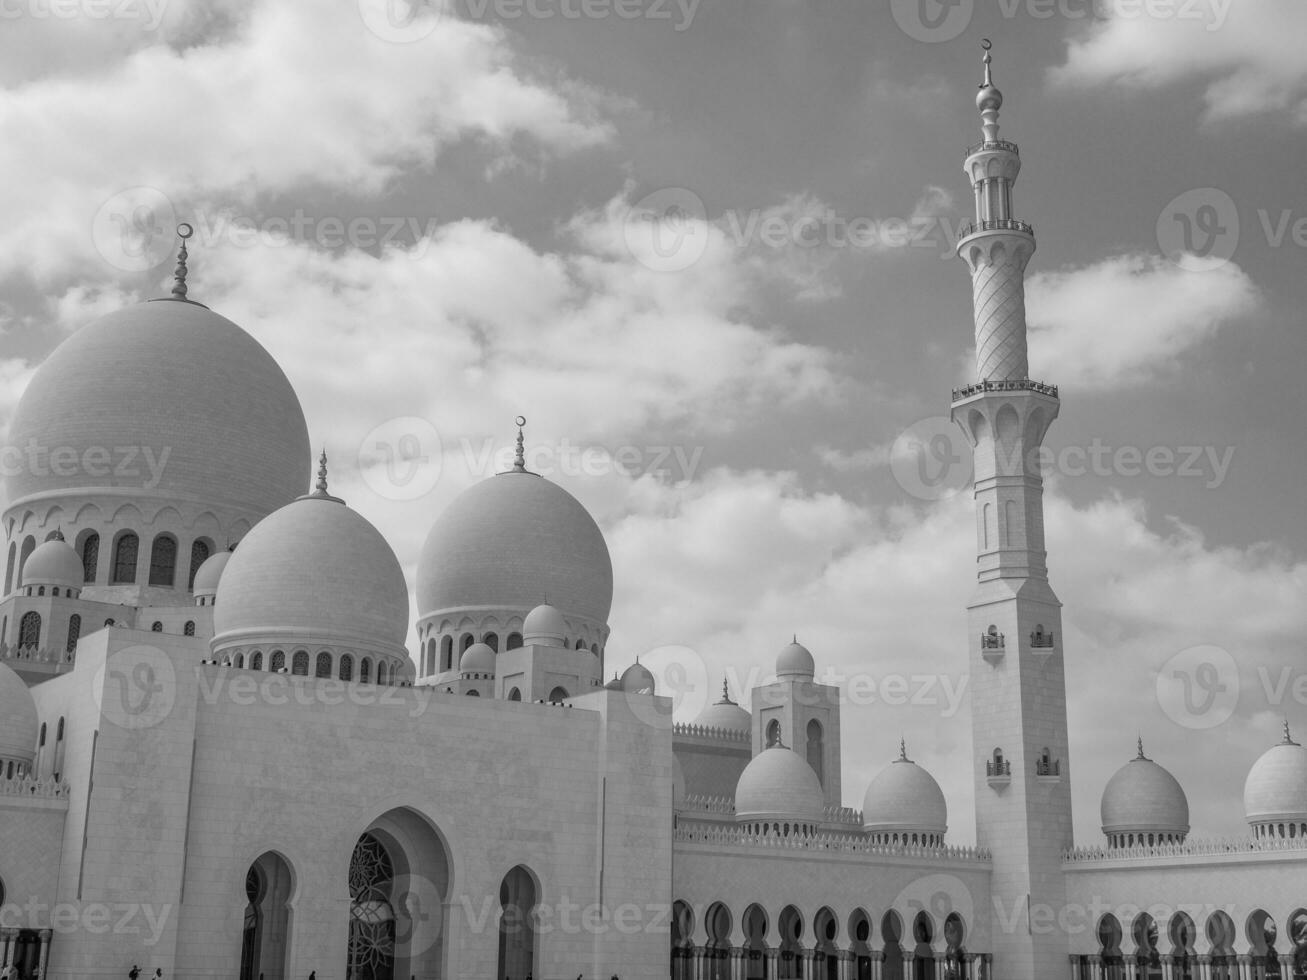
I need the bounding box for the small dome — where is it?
[734,744,824,823]
[621,661,655,695]
[1101,742,1189,838]
[776,639,814,680]
[522,604,568,647]
[694,681,751,731]
[417,470,613,625]
[1244,724,1307,825]
[193,549,233,597]
[0,662,38,766]
[604,672,623,691]
[862,746,948,837]
[22,536,83,588]
[672,755,686,806]
[460,642,496,675]
[212,486,408,659]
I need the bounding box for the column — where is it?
[871,950,883,980]
[0,930,14,968]
[904,949,915,980]
[766,948,780,980]
[730,947,745,980]
[37,929,51,979]
[1163,957,1176,980]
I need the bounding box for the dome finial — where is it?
[171,222,194,301]
[52,526,64,542]
[316,447,329,495]
[975,38,1004,139]
[899,736,910,762]
[513,416,527,472]
[1284,719,1298,745]
[1136,735,1147,760]
[981,38,993,87]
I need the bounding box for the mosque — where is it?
[0,47,1305,980]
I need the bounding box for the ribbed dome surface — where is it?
[417,472,612,624]
[862,757,948,835]
[734,745,823,822]
[460,642,496,675]
[213,495,408,654]
[1244,734,1307,823]
[1101,756,1190,834]
[193,550,232,596]
[0,662,38,764]
[5,301,309,515]
[776,641,815,679]
[22,538,83,587]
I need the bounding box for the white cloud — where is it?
[1026,253,1259,390]
[1050,0,1307,127]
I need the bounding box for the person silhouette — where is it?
[128,968,140,980]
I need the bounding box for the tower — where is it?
[950,42,1073,980]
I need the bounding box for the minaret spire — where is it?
[977,39,1004,143]
[301,446,344,503]
[1136,736,1147,760]
[1285,719,1297,745]
[171,223,193,301]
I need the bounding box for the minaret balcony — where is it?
[1035,759,1062,782]
[965,138,1020,158]
[980,630,1005,664]
[958,217,1033,238]
[985,759,1011,787]
[1030,630,1056,655]
[952,378,1059,403]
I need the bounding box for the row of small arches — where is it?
[1253,822,1307,840]
[219,648,403,685]
[4,612,195,654]
[4,530,214,594]
[419,631,603,676]
[1094,907,1307,960]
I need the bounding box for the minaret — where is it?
[950,41,1073,980]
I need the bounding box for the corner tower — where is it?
[950,42,1073,980]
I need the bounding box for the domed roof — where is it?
[212,478,408,657]
[193,549,233,596]
[776,638,814,680]
[22,536,83,587]
[522,603,568,646]
[0,662,38,764]
[1101,741,1189,835]
[5,301,309,516]
[621,661,655,695]
[862,743,948,835]
[734,744,824,823]
[1244,723,1307,824]
[417,469,612,625]
[460,642,496,675]
[693,680,751,731]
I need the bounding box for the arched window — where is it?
[497,865,539,980]
[17,536,35,588]
[251,651,263,671]
[292,651,309,675]
[4,541,14,595]
[575,638,586,650]
[806,718,824,787]
[377,662,389,685]
[80,532,99,583]
[460,632,474,653]
[506,632,523,650]
[766,719,781,747]
[440,635,453,672]
[339,654,354,682]
[188,539,212,590]
[148,534,177,587]
[183,620,195,637]
[104,618,115,627]
[270,651,286,672]
[315,652,332,678]
[359,658,372,684]
[466,689,480,697]
[484,632,499,653]
[548,686,568,703]
[508,687,521,701]
[18,611,41,649]
[151,622,163,633]
[111,532,139,584]
[65,614,81,653]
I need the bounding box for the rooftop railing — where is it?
[958,217,1034,238]
[966,138,1020,157]
[952,378,1059,401]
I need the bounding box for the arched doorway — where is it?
[238,852,294,980]
[1206,912,1238,980]
[848,909,872,980]
[671,900,696,980]
[813,906,839,980]
[778,905,803,979]
[1247,910,1282,980]
[1133,913,1163,980]
[1099,914,1125,980]
[705,902,732,980]
[497,865,538,980]
[882,911,905,980]
[912,911,935,980]
[742,904,768,980]
[1288,909,1307,980]
[346,809,451,980]
[1169,912,1196,980]
[944,911,967,980]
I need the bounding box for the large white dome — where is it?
[417,471,612,625]
[1244,725,1307,826]
[213,486,408,658]
[734,745,824,824]
[862,746,947,838]
[5,301,309,517]
[1100,743,1189,839]
[0,661,38,766]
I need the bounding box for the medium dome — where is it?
[460,642,496,675]
[5,301,309,517]
[212,488,408,658]
[862,747,947,838]
[22,537,83,588]
[1244,725,1307,826]
[734,745,824,823]
[0,662,38,766]
[776,639,815,680]
[621,662,655,695]
[522,603,568,646]
[1100,743,1189,839]
[694,682,751,732]
[193,549,233,597]
[417,471,612,626]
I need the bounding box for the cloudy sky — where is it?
[1,0,1305,844]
